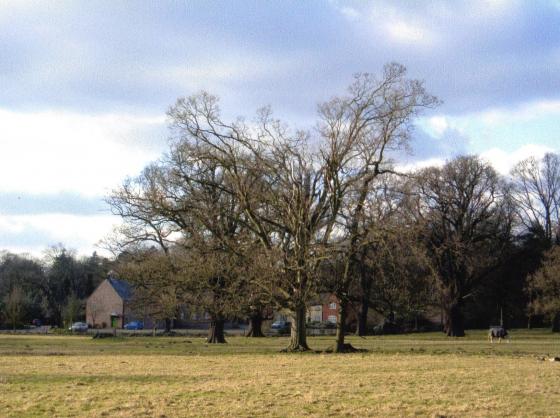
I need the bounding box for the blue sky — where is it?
[1,0,559,256]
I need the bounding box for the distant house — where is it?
[86,277,134,329]
[85,276,193,330]
[306,294,365,329]
[307,294,340,324]
[322,294,340,324]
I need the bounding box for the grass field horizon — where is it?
[1,330,559,417]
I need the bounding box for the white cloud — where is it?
[471,0,518,18]
[333,1,438,46]
[384,20,434,45]
[331,0,525,49]
[425,116,449,138]
[475,100,560,125]
[397,143,553,176]
[0,0,50,22]
[154,50,311,94]
[416,99,560,159]
[0,213,118,257]
[0,109,166,196]
[480,144,554,175]
[339,6,360,20]
[396,157,446,173]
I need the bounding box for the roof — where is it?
[107,277,133,301]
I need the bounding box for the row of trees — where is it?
[0,247,111,329]
[107,63,560,352]
[3,64,557,350]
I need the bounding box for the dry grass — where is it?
[0,331,559,417]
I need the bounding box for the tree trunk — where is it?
[285,305,309,351]
[334,300,356,352]
[165,318,172,333]
[207,317,227,343]
[355,296,369,336]
[355,257,371,337]
[52,309,63,329]
[440,303,445,332]
[246,311,265,337]
[444,302,465,337]
[552,312,560,333]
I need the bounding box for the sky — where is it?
[1,0,560,257]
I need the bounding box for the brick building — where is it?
[86,277,133,328]
[306,294,341,324]
[321,294,340,324]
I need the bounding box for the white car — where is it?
[69,322,88,332]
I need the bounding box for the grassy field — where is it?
[0,330,559,417]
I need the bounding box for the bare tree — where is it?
[511,153,560,244]
[166,93,335,351]
[88,299,101,328]
[415,155,513,336]
[351,177,419,335]
[108,158,252,343]
[108,62,437,351]
[117,249,182,334]
[318,63,439,351]
[371,237,435,325]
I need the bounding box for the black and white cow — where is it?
[488,326,509,343]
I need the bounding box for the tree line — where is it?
[104,63,560,352]
[2,63,558,352]
[0,247,112,329]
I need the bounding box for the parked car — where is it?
[270,320,291,334]
[124,320,144,330]
[69,322,88,332]
[271,320,288,329]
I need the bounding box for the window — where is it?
[329,302,337,310]
[327,315,337,324]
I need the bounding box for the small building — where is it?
[306,294,341,324]
[86,276,186,330]
[86,277,133,329]
[322,294,339,324]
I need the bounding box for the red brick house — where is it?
[306,294,364,330]
[307,294,343,324]
[320,294,339,324]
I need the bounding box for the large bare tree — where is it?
[165,92,337,351]
[415,156,513,337]
[108,62,438,351]
[317,63,438,351]
[108,155,261,343]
